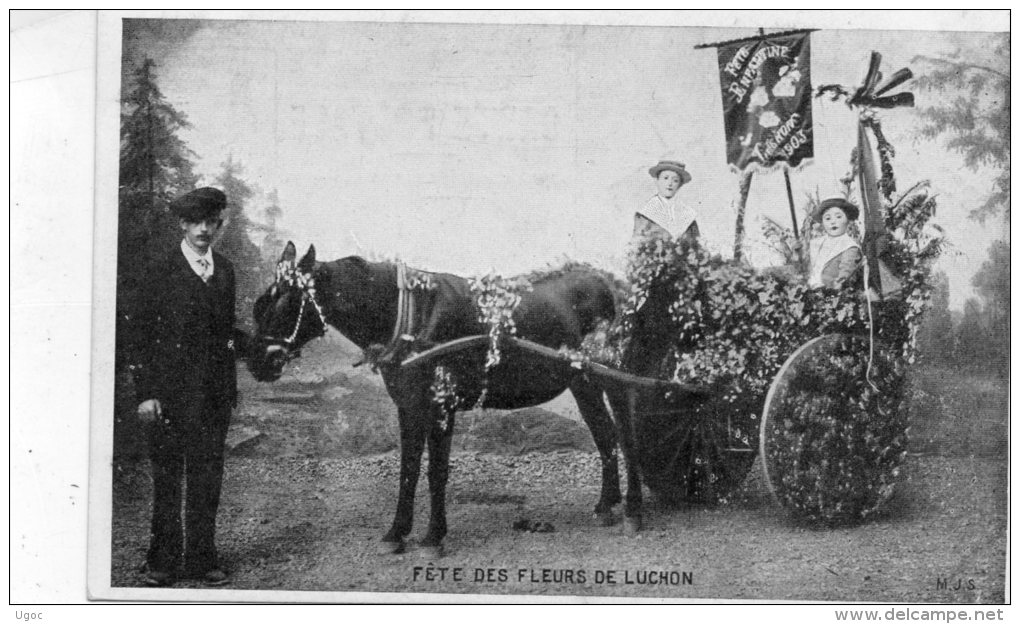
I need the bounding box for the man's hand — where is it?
[137,399,163,424]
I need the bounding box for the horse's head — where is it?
[248,242,328,382]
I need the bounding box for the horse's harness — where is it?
[359,262,432,370]
[264,260,428,365]
[388,262,423,347]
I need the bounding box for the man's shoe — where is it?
[200,568,230,586]
[142,569,174,587]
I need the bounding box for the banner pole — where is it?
[782,167,803,264]
[733,169,754,262]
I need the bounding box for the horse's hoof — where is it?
[623,515,642,536]
[420,543,445,559]
[378,539,405,555]
[594,511,616,527]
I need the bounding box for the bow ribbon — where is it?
[816,51,915,110]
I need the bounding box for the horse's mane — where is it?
[330,254,622,285]
[523,260,595,282]
[525,260,629,301]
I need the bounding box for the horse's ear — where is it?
[298,245,316,271]
[281,241,297,263]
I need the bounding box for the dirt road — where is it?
[109,335,1007,602]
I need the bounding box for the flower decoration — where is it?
[577,179,940,522]
[430,365,463,431]
[405,269,437,292]
[273,259,328,340]
[469,273,533,372]
[276,260,316,294]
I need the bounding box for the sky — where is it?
[119,13,1008,309]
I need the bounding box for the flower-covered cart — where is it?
[398,47,942,525]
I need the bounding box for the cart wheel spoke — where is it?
[666,427,695,470]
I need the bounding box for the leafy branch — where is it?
[911,35,1010,222]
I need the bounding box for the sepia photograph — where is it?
[74,11,1009,604]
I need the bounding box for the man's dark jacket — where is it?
[130,247,238,412]
[127,244,240,573]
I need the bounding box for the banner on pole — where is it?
[716,31,814,171]
[857,120,902,298]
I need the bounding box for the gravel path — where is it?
[111,450,1005,601]
[109,336,1006,601]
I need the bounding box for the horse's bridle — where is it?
[260,262,329,350]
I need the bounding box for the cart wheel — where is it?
[759,334,909,524]
[637,388,760,505]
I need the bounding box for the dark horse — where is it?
[247,242,650,554]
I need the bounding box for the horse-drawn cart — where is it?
[251,186,935,551]
[399,322,906,522]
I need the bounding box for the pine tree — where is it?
[213,156,265,330]
[914,270,954,364]
[258,188,289,277]
[970,239,1010,375]
[953,299,992,368]
[118,58,199,257]
[972,239,1010,328]
[264,188,283,230]
[115,57,201,456]
[117,58,199,362]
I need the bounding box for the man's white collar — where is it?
[180,238,214,271]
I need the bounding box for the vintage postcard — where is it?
[85,11,1009,604]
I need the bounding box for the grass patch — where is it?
[906,365,1008,458]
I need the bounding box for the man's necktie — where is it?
[197,257,211,283]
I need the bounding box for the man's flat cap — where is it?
[170,187,227,221]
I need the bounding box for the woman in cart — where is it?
[805,196,863,289]
[631,159,700,246]
[625,158,701,376]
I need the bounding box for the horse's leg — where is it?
[422,409,455,556]
[569,380,621,526]
[381,404,428,554]
[606,388,644,535]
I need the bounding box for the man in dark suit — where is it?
[130,187,240,587]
